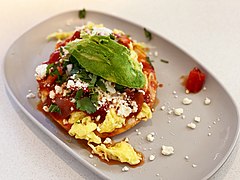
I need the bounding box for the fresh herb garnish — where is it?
[46,63,54,75]
[59,46,64,56]
[109,34,115,40]
[160,59,169,64]
[115,84,126,93]
[88,74,97,88]
[49,104,61,113]
[75,89,84,100]
[79,8,86,19]
[90,92,99,105]
[96,79,107,91]
[56,73,67,84]
[144,28,152,41]
[146,56,154,67]
[76,97,97,114]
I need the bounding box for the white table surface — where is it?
[1,0,240,179]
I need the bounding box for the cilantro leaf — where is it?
[75,89,84,100]
[144,28,152,41]
[79,8,86,19]
[160,59,169,64]
[90,92,99,105]
[88,74,97,88]
[49,104,61,113]
[46,63,54,75]
[96,79,107,91]
[115,84,126,93]
[76,97,97,114]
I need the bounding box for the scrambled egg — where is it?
[47,31,74,41]
[68,116,101,144]
[89,141,142,165]
[68,111,86,124]
[136,103,152,121]
[97,108,125,133]
[67,102,152,165]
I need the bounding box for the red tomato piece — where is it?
[118,35,132,48]
[70,31,80,41]
[47,50,60,64]
[186,67,206,93]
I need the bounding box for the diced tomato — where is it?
[186,67,206,93]
[47,51,60,64]
[118,35,132,48]
[70,31,80,41]
[53,97,75,119]
[55,31,80,49]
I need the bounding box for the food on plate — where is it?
[35,22,158,165]
[185,67,206,93]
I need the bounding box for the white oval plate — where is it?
[3,10,239,180]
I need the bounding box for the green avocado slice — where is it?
[65,35,146,88]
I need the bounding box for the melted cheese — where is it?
[90,141,142,165]
[68,116,101,144]
[97,108,125,133]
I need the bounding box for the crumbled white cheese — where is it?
[75,80,89,89]
[70,98,76,103]
[204,97,211,105]
[103,137,112,144]
[192,164,197,168]
[181,115,186,119]
[194,116,201,123]
[105,81,116,94]
[92,27,112,36]
[161,145,174,156]
[174,108,184,116]
[66,80,75,88]
[96,115,101,121]
[187,122,196,129]
[49,90,56,99]
[70,107,74,111]
[146,133,155,142]
[89,154,94,158]
[182,97,192,105]
[26,92,36,99]
[168,110,173,114]
[172,90,177,94]
[137,131,141,135]
[160,105,166,110]
[185,156,189,160]
[131,101,138,113]
[149,154,155,161]
[122,166,129,172]
[55,85,62,94]
[154,51,158,56]
[208,132,212,136]
[63,119,68,125]
[66,64,73,73]
[43,106,49,112]
[35,64,48,80]
[124,137,129,142]
[117,104,132,117]
[185,89,190,94]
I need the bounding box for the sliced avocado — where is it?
[65,35,146,88]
